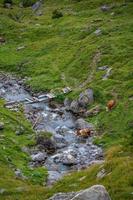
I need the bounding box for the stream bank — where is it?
[0,74,103,185]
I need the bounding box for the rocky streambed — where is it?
[0,74,103,185]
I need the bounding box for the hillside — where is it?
[0,0,133,200]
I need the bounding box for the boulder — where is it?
[53,134,67,148]
[47,171,62,185]
[75,118,93,130]
[31,152,47,162]
[71,185,111,200]
[70,100,80,113]
[49,185,111,200]
[36,136,57,154]
[61,153,77,165]
[64,98,72,109]
[49,192,78,200]
[0,122,4,130]
[100,5,110,12]
[78,89,94,108]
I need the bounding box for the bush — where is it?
[52,9,63,19]
[21,0,36,7]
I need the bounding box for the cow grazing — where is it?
[76,128,92,138]
[107,99,116,111]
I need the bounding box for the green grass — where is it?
[0,0,133,199]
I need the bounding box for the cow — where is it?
[107,99,116,111]
[76,128,92,138]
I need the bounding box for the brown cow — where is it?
[107,100,116,111]
[76,128,92,138]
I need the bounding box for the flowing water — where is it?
[0,75,103,185]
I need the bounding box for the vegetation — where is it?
[0,0,133,200]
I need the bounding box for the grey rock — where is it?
[15,169,26,179]
[75,118,93,130]
[49,185,111,200]
[32,1,42,12]
[94,29,102,36]
[71,185,111,200]
[47,171,62,185]
[64,98,72,108]
[0,122,4,130]
[62,87,72,94]
[61,153,77,165]
[70,100,80,113]
[102,68,112,80]
[98,66,109,71]
[31,152,47,162]
[101,5,110,12]
[4,3,12,9]
[36,136,57,154]
[49,192,79,200]
[0,188,6,194]
[53,134,67,148]
[17,46,25,51]
[78,89,94,108]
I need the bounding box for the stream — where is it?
[0,75,103,185]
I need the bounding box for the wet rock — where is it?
[72,185,111,200]
[64,98,72,109]
[47,171,62,185]
[78,89,94,108]
[75,118,93,130]
[61,153,77,165]
[101,5,111,12]
[53,134,67,148]
[56,125,70,135]
[31,152,47,162]
[0,122,4,130]
[36,136,57,154]
[70,100,80,113]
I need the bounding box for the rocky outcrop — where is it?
[78,89,94,108]
[67,89,94,114]
[49,185,111,200]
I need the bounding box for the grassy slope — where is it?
[0,0,133,199]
